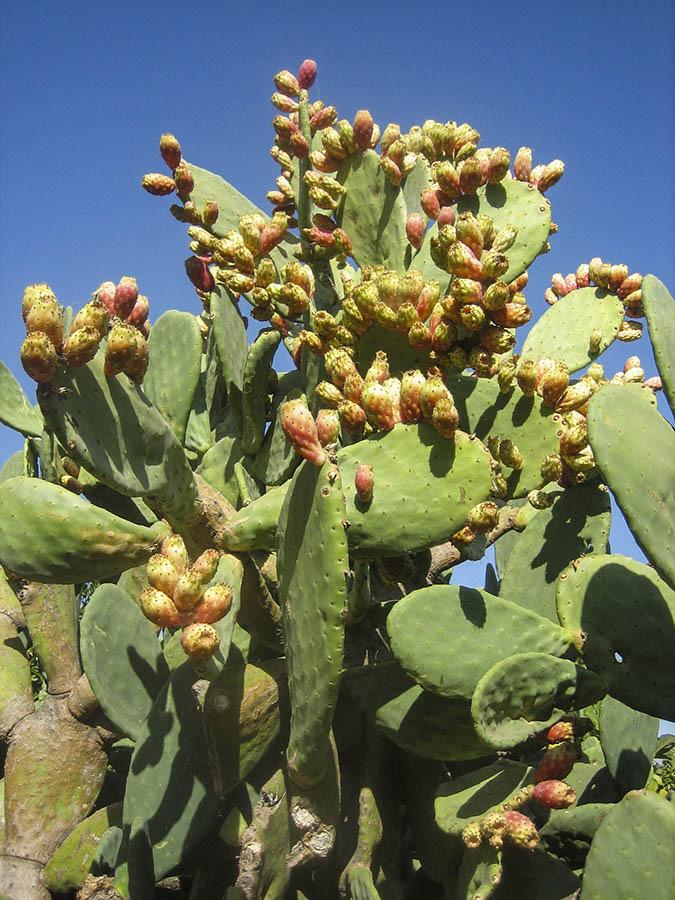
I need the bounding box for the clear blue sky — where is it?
[1,1,673,575]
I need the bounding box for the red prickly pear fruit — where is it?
[94,281,117,316]
[297,59,317,89]
[437,205,456,226]
[551,273,569,297]
[289,131,310,158]
[491,301,533,328]
[127,294,150,327]
[202,199,219,227]
[338,399,367,434]
[400,370,426,423]
[461,822,482,849]
[380,156,402,186]
[417,280,441,321]
[575,263,590,287]
[645,376,662,392]
[192,549,221,584]
[139,587,181,628]
[353,110,374,151]
[533,780,577,810]
[173,570,205,612]
[310,105,337,130]
[617,272,642,300]
[528,165,546,189]
[420,375,451,423]
[316,408,341,447]
[147,553,179,598]
[503,811,539,850]
[446,242,482,280]
[487,147,511,183]
[280,399,327,466]
[260,215,289,254]
[545,721,575,744]
[383,378,402,424]
[180,622,220,664]
[355,463,374,503]
[361,381,397,431]
[21,283,57,322]
[420,189,441,220]
[25,298,65,350]
[406,213,426,250]
[534,742,578,783]
[174,163,195,201]
[71,299,110,338]
[161,534,189,574]
[623,355,641,373]
[20,332,58,383]
[365,350,390,385]
[159,133,182,170]
[114,277,139,320]
[459,157,485,194]
[538,159,565,193]
[514,147,532,182]
[273,69,300,97]
[468,501,500,533]
[141,173,176,196]
[187,582,233,625]
[62,326,101,368]
[432,397,459,439]
[185,256,215,294]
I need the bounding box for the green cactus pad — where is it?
[402,156,433,219]
[337,424,493,557]
[241,328,281,455]
[556,553,675,719]
[80,583,170,741]
[522,287,624,372]
[539,803,613,861]
[447,375,560,498]
[337,149,408,272]
[456,844,502,900]
[0,449,24,484]
[492,846,580,900]
[642,274,675,412]
[434,760,532,838]
[499,483,610,621]
[588,383,673,585]
[457,179,552,283]
[598,696,659,794]
[144,310,203,445]
[0,476,169,582]
[220,482,288,552]
[470,652,607,749]
[408,221,452,293]
[581,791,675,900]
[252,370,303,486]
[0,361,43,436]
[210,285,248,424]
[119,663,219,884]
[43,803,123,894]
[347,662,490,760]
[356,323,432,378]
[277,459,348,786]
[184,370,214,456]
[196,415,246,507]
[387,584,572,700]
[203,659,287,798]
[37,349,197,522]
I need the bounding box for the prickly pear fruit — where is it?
[123,332,149,383]
[173,571,205,612]
[185,255,216,293]
[468,501,499,533]
[532,780,577,810]
[62,326,102,368]
[25,298,64,350]
[503,811,539,850]
[20,332,58,383]
[540,452,564,484]
[361,381,397,431]
[95,281,117,316]
[71,299,110,337]
[365,350,390,384]
[281,399,327,466]
[192,549,221,584]
[127,294,150,327]
[22,283,57,322]
[431,397,459,439]
[297,59,317,89]
[480,811,508,849]
[355,463,374,503]
[159,133,182,170]
[114,277,139,320]
[499,438,524,470]
[142,173,176,196]
[316,408,341,446]
[104,321,138,376]
[180,623,220,664]
[534,742,578,783]
[188,583,233,625]
[139,587,181,628]
[462,822,482,849]
[419,376,451,423]
[406,213,426,250]
[161,534,189,575]
[147,554,179,598]
[353,110,375,150]
[338,399,367,434]
[174,164,195,201]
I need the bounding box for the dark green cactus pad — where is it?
[455,844,502,900]
[241,328,281,455]
[355,323,432,378]
[387,584,572,700]
[220,482,288,552]
[539,803,613,865]
[43,803,123,894]
[37,349,197,522]
[556,553,675,719]
[117,563,150,606]
[522,287,624,371]
[588,382,674,586]
[491,846,580,900]
[457,179,552,283]
[347,662,490,760]
[470,652,607,749]
[144,310,203,445]
[337,149,408,272]
[447,375,560,498]
[337,424,493,557]
[184,370,214,456]
[80,583,170,741]
[581,791,675,900]
[210,285,248,424]
[499,482,610,621]
[203,659,287,798]
[196,414,246,507]
[277,459,348,786]
[598,696,659,794]
[0,360,43,436]
[115,817,155,900]
[118,663,219,884]
[434,760,532,837]
[252,370,303,486]
[642,274,675,413]
[0,476,169,582]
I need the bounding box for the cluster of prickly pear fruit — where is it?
[0,57,673,900]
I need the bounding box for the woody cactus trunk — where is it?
[1,58,674,900]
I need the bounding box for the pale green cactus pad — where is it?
[642,274,675,412]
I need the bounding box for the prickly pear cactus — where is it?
[0,58,673,900]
